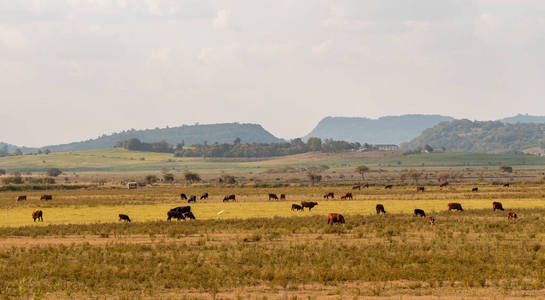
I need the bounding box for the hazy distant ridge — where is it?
[303,115,454,144]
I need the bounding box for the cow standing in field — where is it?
[188,195,197,203]
[503,183,510,187]
[268,193,278,201]
[119,214,131,222]
[448,202,464,211]
[180,193,187,200]
[352,185,361,190]
[416,186,425,192]
[167,210,186,221]
[493,201,504,211]
[472,187,479,192]
[200,193,208,200]
[327,213,345,225]
[414,209,426,217]
[40,195,52,201]
[340,192,353,200]
[362,184,369,188]
[507,212,518,220]
[291,204,303,211]
[376,204,386,215]
[428,216,435,225]
[440,182,449,188]
[183,211,196,220]
[384,185,393,189]
[280,194,286,200]
[32,210,43,222]
[223,194,236,202]
[17,196,26,202]
[301,201,318,211]
[323,192,334,199]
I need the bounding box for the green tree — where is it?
[219,174,236,184]
[355,165,370,181]
[14,149,23,156]
[163,173,175,183]
[307,137,322,152]
[184,171,201,184]
[307,172,322,185]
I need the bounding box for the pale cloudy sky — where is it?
[1,0,545,147]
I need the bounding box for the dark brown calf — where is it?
[183,211,196,220]
[340,192,353,200]
[493,201,504,211]
[268,193,278,200]
[416,186,425,192]
[17,195,26,201]
[291,204,303,211]
[503,183,510,187]
[384,185,393,189]
[40,195,52,201]
[352,185,361,190]
[439,181,449,187]
[448,202,464,211]
[119,214,131,222]
[32,210,43,222]
[327,213,345,225]
[472,187,479,192]
[376,204,386,214]
[280,194,286,200]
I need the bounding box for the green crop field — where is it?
[2,148,545,174]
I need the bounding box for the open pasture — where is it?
[1,183,545,227]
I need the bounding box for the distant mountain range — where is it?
[401,119,545,153]
[38,123,284,153]
[3,114,545,154]
[303,115,455,144]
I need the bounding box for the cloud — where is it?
[0,25,29,50]
[212,9,230,29]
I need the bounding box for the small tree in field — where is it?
[184,171,201,184]
[307,172,322,185]
[355,165,369,181]
[219,174,236,184]
[407,169,422,183]
[46,168,62,177]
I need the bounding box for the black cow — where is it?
[414,209,426,217]
[384,185,393,189]
[268,193,278,200]
[493,201,504,211]
[188,195,197,203]
[32,210,43,222]
[291,204,303,211]
[200,193,208,200]
[119,214,131,222]
[40,195,52,201]
[180,193,187,200]
[472,187,479,192]
[223,194,236,202]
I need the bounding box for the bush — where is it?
[184,171,201,184]
[219,174,236,184]
[163,173,175,183]
[145,175,159,184]
[1,175,23,184]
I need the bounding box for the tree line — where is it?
[115,137,362,157]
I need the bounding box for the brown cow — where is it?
[327,213,345,225]
[223,194,236,202]
[472,187,479,192]
[40,195,52,201]
[280,194,286,200]
[440,181,449,187]
[376,204,386,214]
[416,186,425,192]
[323,192,334,199]
[448,202,464,211]
[301,201,318,211]
[362,184,369,188]
[17,195,26,201]
[384,185,393,189]
[340,192,353,200]
[119,214,131,222]
[428,216,435,225]
[493,201,504,211]
[414,209,426,217]
[32,210,43,222]
[268,193,278,200]
[507,212,518,220]
[352,185,361,190]
[291,204,303,211]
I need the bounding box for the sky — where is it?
[1,0,545,147]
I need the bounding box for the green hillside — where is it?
[401,119,545,153]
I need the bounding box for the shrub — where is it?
[1,175,23,184]
[145,175,159,184]
[45,168,62,177]
[184,171,201,184]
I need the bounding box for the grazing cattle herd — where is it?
[21,182,521,226]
